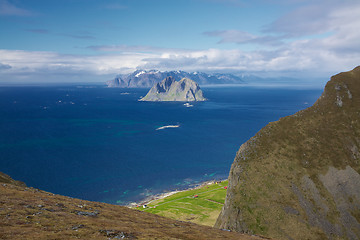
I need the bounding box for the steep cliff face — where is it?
[139,77,207,102]
[215,66,360,239]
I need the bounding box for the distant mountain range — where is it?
[106,70,249,88]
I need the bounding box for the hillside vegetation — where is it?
[0,173,263,240]
[216,66,360,239]
[139,181,228,226]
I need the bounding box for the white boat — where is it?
[184,103,193,107]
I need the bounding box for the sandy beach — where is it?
[127,179,227,208]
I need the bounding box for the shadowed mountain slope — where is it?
[139,77,206,102]
[215,66,360,239]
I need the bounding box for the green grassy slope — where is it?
[216,66,360,239]
[137,181,228,226]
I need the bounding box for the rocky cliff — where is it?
[139,77,207,102]
[215,66,360,239]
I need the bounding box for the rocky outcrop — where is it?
[215,66,360,239]
[106,70,246,88]
[139,77,207,102]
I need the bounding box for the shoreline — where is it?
[126,179,227,208]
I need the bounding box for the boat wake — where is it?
[156,125,180,130]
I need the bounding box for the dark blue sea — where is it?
[0,85,322,205]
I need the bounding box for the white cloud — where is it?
[207,1,360,46]
[264,4,332,37]
[1,42,359,83]
[0,49,153,74]
[0,62,11,70]
[199,0,360,77]
[264,0,360,39]
[0,0,33,16]
[204,30,283,46]
[0,49,158,82]
[87,45,190,53]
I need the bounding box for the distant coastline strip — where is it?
[156,125,180,130]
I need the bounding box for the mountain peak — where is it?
[156,76,175,93]
[139,77,207,102]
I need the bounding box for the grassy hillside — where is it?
[216,66,360,239]
[138,181,228,226]
[0,172,26,187]
[0,174,264,240]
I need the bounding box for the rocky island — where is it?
[139,76,207,102]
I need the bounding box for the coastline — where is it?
[126,179,227,208]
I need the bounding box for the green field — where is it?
[135,180,228,226]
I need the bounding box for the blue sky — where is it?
[0,0,359,83]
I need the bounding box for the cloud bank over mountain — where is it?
[0,0,359,83]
